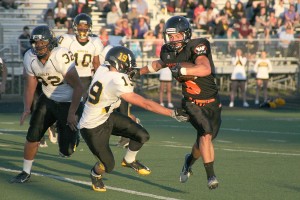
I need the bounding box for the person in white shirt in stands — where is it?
[229,49,249,108]
[253,51,273,105]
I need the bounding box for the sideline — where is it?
[0,167,181,200]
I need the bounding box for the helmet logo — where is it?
[79,20,88,24]
[32,35,43,40]
[166,28,176,34]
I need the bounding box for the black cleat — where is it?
[10,171,31,183]
[121,159,151,175]
[90,170,106,192]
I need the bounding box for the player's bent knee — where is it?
[136,129,150,144]
[59,148,75,157]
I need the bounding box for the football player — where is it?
[10,25,84,183]
[131,16,222,190]
[78,46,188,192]
[57,13,103,100]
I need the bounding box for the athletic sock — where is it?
[124,148,138,163]
[23,159,33,174]
[204,161,215,179]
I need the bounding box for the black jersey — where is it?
[162,38,218,100]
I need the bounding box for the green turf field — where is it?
[0,108,300,200]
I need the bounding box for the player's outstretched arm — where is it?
[121,92,188,122]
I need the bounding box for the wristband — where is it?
[180,67,187,75]
[147,64,156,73]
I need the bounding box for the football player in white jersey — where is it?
[78,46,189,192]
[10,25,84,183]
[58,13,103,100]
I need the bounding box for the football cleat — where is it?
[207,176,219,190]
[90,170,106,192]
[121,159,151,175]
[10,171,31,183]
[180,153,193,183]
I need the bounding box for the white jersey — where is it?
[79,65,134,129]
[23,48,75,102]
[58,34,103,77]
[253,58,273,79]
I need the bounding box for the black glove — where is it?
[170,63,182,79]
[160,44,177,64]
[171,108,189,122]
[128,68,141,81]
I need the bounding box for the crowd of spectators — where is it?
[3,0,300,59]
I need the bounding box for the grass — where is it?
[0,107,300,200]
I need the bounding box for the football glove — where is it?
[128,68,141,81]
[171,108,189,122]
[160,44,177,64]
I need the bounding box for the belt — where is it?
[187,97,215,106]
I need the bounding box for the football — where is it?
[176,75,197,82]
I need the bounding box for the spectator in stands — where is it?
[234,16,253,39]
[278,21,295,57]
[120,18,133,38]
[226,27,238,55]
[155,32,164,58]
[69,0,91,18]
[18,26,31,57]
[54,0,69,29]
[0,57,7,98]
[284,4,299,26]
[96,0,110,12]
[44,8,56,29]
[193,3,205,24]
[133,15,149,39]
[229,48,249,108]
[143,30,156,58]
[195,6,216,34]
[244,32,259,61]
[99,27,110,47]
[253,51,273,105]
[214,15,230,38]
[127,3,140,27]
[112,0,129,15]
[154,18,165,37]
[159,67,174,108]
[233,1,246,24]
[67,26,74,34]
[220,0,234,25]
[199,0,211,9]
[268,10,280,36]
[132,0,148,16]
[273,0,287,19]
[255,6,271,44]
[106,4,122,29]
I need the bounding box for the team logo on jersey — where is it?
[194,44,207,55]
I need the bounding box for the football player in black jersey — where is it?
[132,16,222,190]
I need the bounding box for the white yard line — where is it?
[0,167,181,200]
[162,144,300,156]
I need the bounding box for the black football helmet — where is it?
[104,46,137,74]
[73,13,92,39]
[30,25,57,58]
[163,16,192,52]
